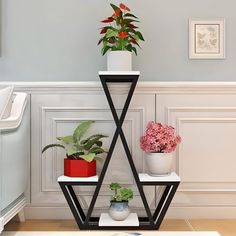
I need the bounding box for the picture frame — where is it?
[189,18,225,59]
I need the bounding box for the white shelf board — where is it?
[99,213,139,227]
[57,175,98,182]
[139,172,180,182]
[99,71,140,76]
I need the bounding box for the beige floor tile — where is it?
[4,219,192,232]
[4,220,78,231]
[189,219,236,236]
[159,219,192,231]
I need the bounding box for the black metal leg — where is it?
[67,185,86,221]
[153,186,172,221]
[155,183,180,229]
[59,183,84,229]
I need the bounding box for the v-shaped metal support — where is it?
[84,73,154,226]
[58,72,180,230]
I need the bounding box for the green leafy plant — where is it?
[110,182,133,202]
[98,3,144,55]
[42,121,108,162]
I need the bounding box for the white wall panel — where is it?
[6,81,236,219]
[156,92,236,217]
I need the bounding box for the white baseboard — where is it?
[1,196,26,231]
[24,205,236,220]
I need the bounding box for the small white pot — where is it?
[107,51,132,71]
[146,152,173,176]
[108,201,130,221]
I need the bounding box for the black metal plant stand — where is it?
[58,72,180,230]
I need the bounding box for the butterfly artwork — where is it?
[189,19,225,59]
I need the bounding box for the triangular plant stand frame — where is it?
[58,72,180,230]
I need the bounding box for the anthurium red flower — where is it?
[101,17,114,23]
[120,3,130,11]
[118,31,128,39]
[112,8,121,18]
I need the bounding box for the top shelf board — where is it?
[99,71,140,76]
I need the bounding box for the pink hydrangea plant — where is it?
[140,121,181,153]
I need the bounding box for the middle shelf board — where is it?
[58,172,180,185]
[138,172,180,185]
[57,175,98,184]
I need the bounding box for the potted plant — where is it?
[42,121,108,177]
[98,3,144,71]
[140,121,181,176]
[108,182,133,221]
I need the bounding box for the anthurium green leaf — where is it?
[132,47,137,55]
[102,45,111,55]
[135,31,144,41]
[98,37,104,45]
[106,29,118,38]
[123,19,140,24]
[73,121,94,142]
[42,144,65,153]
[110,3,120,12]
[80,153,96,162]
[124,13,138,19]
[126,28,136,34]
[126,44,133,52]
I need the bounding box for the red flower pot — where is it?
[64,159,96,177]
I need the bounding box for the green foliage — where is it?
[42,121,108,162]
[98,3,144,56]
[110,182,133,202]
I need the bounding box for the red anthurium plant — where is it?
[98,3,144,56]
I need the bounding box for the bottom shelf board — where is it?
[99,213,139,227]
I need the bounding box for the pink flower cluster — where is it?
[140,121,181,153]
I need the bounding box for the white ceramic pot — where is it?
[108,201,130,221]
[146,152,173,176]
[107,51,132,71]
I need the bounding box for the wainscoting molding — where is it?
[1,81,236,219]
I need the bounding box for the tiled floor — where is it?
[4,219,236,236]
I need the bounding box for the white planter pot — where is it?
[107,51,132,71]
[146,152,173,176]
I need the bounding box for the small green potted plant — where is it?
[42,121,108,177]
[98,3,144,71]
[108,182,133,221]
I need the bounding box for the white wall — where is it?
[0,0,236,81]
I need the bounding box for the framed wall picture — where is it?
[189,18,225,59]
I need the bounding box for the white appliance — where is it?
[0,91,30,233]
